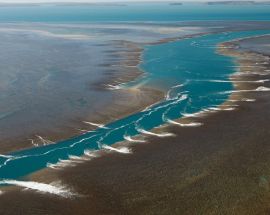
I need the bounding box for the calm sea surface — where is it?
[0,3,270,22]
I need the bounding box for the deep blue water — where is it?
[0,28,270,180]
[0,3,270,22]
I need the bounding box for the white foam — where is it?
[83,121,108,129]
[165,89,174,100]
[84,150,100,158]
[209,79,270,83]
[165,84,184,100]
[231,65,266,68]
[124,135,146,143]
[47,155,91,170]
[255,86,270,91]
[0,180,76,198]
[136,128,175,137]
[59,158,82,164]
[208,107,235,111]
[172,84,184,89]
[221,86,270,94]
[101,144,132,154]
[234,71,269,76]
[105,84,123,90]
[181,109,211,118]
[227,99,239,102]
[0,154,14,159]
[68,155,90,161]
[166,118,203,127]
[47,159,77,169]
[241,98,256,102]
[144,93,188,112]
[255,62,268,65]
[46,163,60,169]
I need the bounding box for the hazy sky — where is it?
[0,0,264,3]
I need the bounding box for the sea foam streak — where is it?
[207,79,270,83]
[105,84,123,90]
[208,107,235,111]
[83,121,108,129]
[124,135,146,143]
[165,118,203,127]
[47,152,97,170]
[0,180,76,198]
[84,150,100,158]
[136,128,175,137]
[221,86,270,94]
[165,84,184,100]
[181,109,211,118]
[101,144,132,154]
[256,86,270,91]
[68,155,90,161]
[241,98,256,102]
[0,154,14,159]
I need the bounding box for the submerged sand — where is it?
[0,33,269,215]
[0,35,164,154]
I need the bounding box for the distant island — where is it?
[169,2,183,6]
[206,1,258,5]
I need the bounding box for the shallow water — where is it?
[0,29,270,180]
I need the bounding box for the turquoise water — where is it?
[0,29,270,180]
[0,3,270,22]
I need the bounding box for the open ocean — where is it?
[0,3,270,22]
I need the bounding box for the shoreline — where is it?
[1,33,270,214]
[0,40,164,154]
[27,34,270,210]
[0,31,214,155]
[27,35,270,178]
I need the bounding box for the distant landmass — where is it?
[169,2,183,6]
[206,1,268,5]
